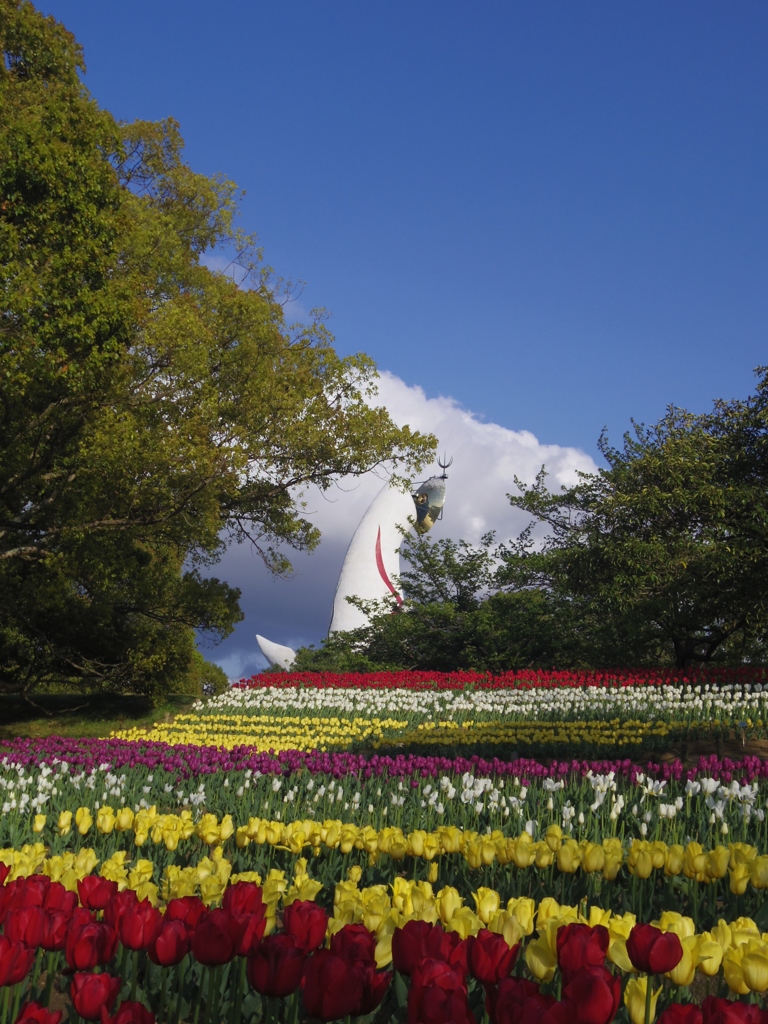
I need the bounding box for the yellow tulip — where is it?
[723,946,751,995]
[57,811,73,837]
[530,840,553,869]
[75,807,92,836]
[32,814,46,834]
[487,910,523,948]
[557,839,581,874]
[115,807,134,831]
[509,834,537,869]
[96,806,116,835]
[624,976,660,1024]
[544,824,563,852]
[705,845,730,880]
[665,934,700,987]
[472,887,500,925]
[664,844,684,876]
[525,932,558,983]
[683,842,707,883]
[437,886,463,925]
[444,907,481,939]
[741,940,768,992]
[627,841,653,879]
[657,911,695,939]
[437,826,462,854]
[506,897,536,936]
[750,856,768,889]
[696,933,724,977]
[730,862,752,895]
[408,830,428,857]
[580,841,605,874]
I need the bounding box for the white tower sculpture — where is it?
[256,463,449,669]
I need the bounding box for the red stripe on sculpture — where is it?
[375,526,403,605]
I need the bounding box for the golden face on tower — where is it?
[411,476,447,534]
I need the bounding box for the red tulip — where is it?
[191,908,245,966]
[627,924,684,975]
[70,973,121,1022]
[100,1001,155,1024]
[0,935,36,987]
[392,919,468,975]
[231,908,267,958]
[282,900,329,954]
[12,876,49,906]
[301,950,366,1022]
[65,918,118,971]
[329,923,378,963]
[561,965,621,1024]
[0,864,10,886]
[42,882,78,916]
[78,877,118,912]
[148,919,190,967]
[117,899,162,952]
[222,882,264,917]
[165,897,207,930]
[468,929,519,985]
[5,907,46,949]
[2,877,48,921]
[14,1002,63,1024]
[356,960,392,1016]
[658,1006,704,1024]
[407,957,474,1024]
[556,923,610,977]
[488,977,566,1024]
[701,997,768,1024]
[247,934,305,997]
[41,910,71,953]
[103,890,138,931]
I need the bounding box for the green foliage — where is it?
[182,650,229,697]
[0,1,435,695]
[502,369,768,668]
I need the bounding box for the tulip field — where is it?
[2,671,768,1023]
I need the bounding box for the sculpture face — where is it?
[412,475,447,533]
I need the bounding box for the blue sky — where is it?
[40,1,768,673]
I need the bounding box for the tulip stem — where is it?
[10,981,22,1024]
[230,958,246,1024]
[210,965,222,1024]
[644,974,653,1024]
[130,949,139,1004]
[202,965,218,1024]
[1,985,10,1024]
[31,947,43,993]
[158,962,167,1024]
[172,958,186,1024]
[119,944,130,999]
[41,952,57,1008]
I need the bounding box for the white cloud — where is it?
[202,371,598,679]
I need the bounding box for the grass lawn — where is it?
[0,693,196,742]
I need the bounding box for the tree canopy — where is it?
[0,1,435,695]
[503,371,768,667]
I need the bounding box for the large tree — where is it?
[502,371,768,668]
[0,1,435,695]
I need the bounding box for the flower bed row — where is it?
[236,668,768,691]
[1,865,768,1023]
[110,678,768,754]
[8,739,768,784]
[2,748,768,856]
[4,808,768,932]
